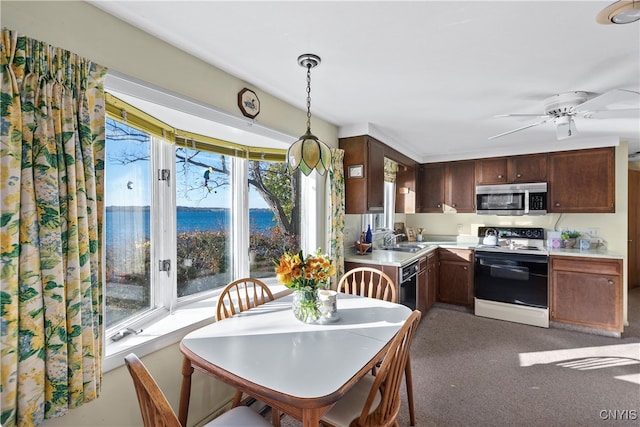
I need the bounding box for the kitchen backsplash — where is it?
[346,213,612,252]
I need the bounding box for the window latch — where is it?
[110,327,143,342]
[159,259,171,276]
[158,169,170,187]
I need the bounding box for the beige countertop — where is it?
[344,242,471,267]
[344,242,623,267]
[548,247,623,259]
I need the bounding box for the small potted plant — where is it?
[561,230,582,249]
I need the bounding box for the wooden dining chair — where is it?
[336,267,397,302]
[215,278,281,426]
[337,267,416,426]
[320,309,422,427]
[216,277,275,320]
[124,353,271,427]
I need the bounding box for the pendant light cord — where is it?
[306,64,312,132]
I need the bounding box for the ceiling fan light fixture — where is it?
[287,53,332,176]
[555,116,576,140]
[597,0,640,24]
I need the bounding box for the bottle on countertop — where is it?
[365,225,373,252]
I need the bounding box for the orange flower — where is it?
[275,249,335,291]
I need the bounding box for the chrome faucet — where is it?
[384,231,405,246]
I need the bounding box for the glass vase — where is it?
[292,289,321,324]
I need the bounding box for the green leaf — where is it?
[1,213,13,227]
[1,291,14,317]
[1,243,19,259]
[18,287,39,303]
[2,408,15,425]
[68,324,82,338]
[0,92,14,117]
[79,251,89,266]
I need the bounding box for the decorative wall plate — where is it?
[237,88,260,119]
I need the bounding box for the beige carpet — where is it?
[268,288,640,426]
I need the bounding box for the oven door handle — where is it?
[475,253,548,264]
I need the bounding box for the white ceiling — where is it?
[90,1,640,163]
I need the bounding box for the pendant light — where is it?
[287,54,332,176]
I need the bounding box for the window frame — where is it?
[102,75,304,362]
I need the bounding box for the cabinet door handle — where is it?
[516,173,522,178]
[555,202,560,207]
[452,203,457,208]
[437,203,442,208]
[497,174,503,179]
[463,266,467,270]
[608,280,614,285]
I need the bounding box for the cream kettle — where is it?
[483,228,498,246]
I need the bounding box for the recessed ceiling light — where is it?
[597,0,640,24]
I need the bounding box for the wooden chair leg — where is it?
[271,409,281,427]
[231,390,243,407]
[405,356,416,426]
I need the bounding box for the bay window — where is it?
[104,89,299,336]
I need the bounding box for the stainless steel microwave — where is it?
[476,182,547,216]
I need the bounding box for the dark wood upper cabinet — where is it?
[340,136,385,214]
[341,134,417,214]
[417,163,445,213]
[418,160,475,213]
[343,136,614,215]
[445,160,476,213]
[476,154,547,185]
[475,157,508,185]
[548,147,615,213]
[508,153,547,183]
[395,163,416,214]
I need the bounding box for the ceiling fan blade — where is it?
[488,117,554,140]
[576,89,640,112]
[494,113,548,118]
[578,108,640,119]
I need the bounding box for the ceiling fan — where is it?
[488,89,640,140]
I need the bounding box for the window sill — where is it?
[104,282,291,373]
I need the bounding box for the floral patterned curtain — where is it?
[326,148,345,286]
[0,29,107,426]
[384,157,398,183]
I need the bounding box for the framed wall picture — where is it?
[406,227,416,242]
[348,164,364,178]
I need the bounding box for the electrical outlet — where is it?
[583,228,598,237]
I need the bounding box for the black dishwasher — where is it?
[398,260,419,310]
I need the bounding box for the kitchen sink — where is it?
[382,243,431,253]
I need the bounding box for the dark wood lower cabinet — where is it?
[426,252,438,311]
[417,253,438,315]
[437,248,473,307]
[550,256,623,333]
[417,256,428,314]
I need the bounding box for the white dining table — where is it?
[178,292,412,427]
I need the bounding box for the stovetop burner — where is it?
[476,226,547,255]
